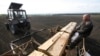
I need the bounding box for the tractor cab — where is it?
[8,9,27,21]
[6,2,30,34]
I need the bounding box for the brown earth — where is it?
[0,14,100,56]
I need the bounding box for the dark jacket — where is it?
[75,21,93,37]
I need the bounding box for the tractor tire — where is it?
[9,25,18,35]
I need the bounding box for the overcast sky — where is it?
[0,0,100,14]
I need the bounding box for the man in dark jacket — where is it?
[69,14,93,49]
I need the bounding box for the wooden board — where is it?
[28,50,48,56]
[47,33,69,56]
[61,22,77,34]
[38,32,64,52]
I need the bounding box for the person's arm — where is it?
[77,27,88,33]
[73,22,82,32]
[76,24,81,30]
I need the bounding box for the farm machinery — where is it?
[5,2,30,34]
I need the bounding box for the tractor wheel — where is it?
[10,25,17,35]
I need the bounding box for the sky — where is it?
[0,0,100,14]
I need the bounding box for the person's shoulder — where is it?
[86,21,93,27]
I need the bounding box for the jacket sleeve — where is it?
[77,27,88,33]
[75,22,82,31]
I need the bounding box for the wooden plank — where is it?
[38,32,64,51]
[47,33,69,56]
[61,22,77,33]
[28,50,48,56]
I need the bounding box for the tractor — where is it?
[5,2,30,34]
